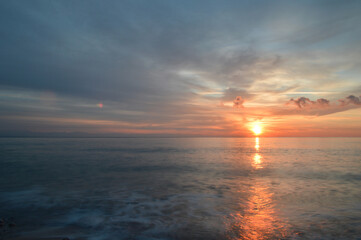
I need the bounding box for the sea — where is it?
[0,137,360,240]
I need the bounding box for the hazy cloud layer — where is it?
[1,0,361,136]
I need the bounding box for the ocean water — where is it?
[0,137,360,240]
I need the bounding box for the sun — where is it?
[252,124,262,136]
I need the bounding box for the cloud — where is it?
[233,96,244,108]
[339,95,361,106]
[280,95,361,117]
[287,95,361,110]
[287,97,330,109]
[1,1,361,136]
[222,88,254,101]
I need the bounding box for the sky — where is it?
[1,0,361,137]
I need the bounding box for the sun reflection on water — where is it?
[252,153,263,169]
[227,182,288,240]
[226,137,288,239]
[254,137,259,151]
[253,137,263,169]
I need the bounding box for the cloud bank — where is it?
[0,0,361,136]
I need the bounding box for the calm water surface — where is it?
[0,138,360,239]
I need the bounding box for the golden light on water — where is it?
[228,183,288,240]
[253,153,263,169]
[253,137,262,169]
[255,137,259,151]
[226,137,288,240]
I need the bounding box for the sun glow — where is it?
[252,123,262,136]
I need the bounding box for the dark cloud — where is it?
[233,96,244,108]
[288,95,361,110]
[281,95,361,117]
[316,98,330,106]
[287,97,330,109]
[339,95,361,106]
